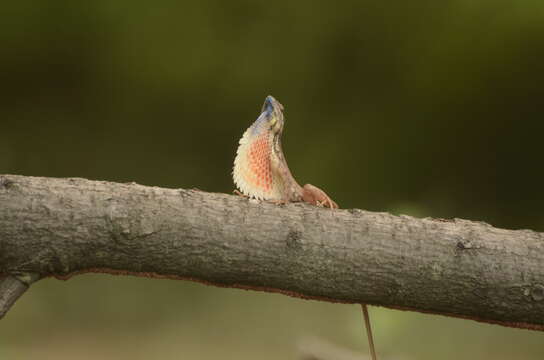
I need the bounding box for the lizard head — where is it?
[261,95,285,136]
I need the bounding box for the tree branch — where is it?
[1,174,543,330]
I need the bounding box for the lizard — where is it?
[232,95,378,360]
[233,95,338,209]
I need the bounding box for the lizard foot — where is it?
[233,189,249,198]
[302,184,339,209]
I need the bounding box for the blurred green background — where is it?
[1,1,544,359]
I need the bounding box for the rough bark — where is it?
[1,174,543,330]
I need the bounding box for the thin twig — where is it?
[361,304,377,360]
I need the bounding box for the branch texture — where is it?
[1,174,544,329]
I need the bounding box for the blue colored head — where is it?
[262,95,284,115]
[249,95,285,138]
[260,95,284,134]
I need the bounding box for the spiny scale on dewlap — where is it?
[233,95,338,209]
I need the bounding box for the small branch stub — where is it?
[0,275,34,319]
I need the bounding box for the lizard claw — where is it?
[233,189,249,198]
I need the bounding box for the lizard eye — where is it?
[271,116,284,133]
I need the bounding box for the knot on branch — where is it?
[0,176,14,190]
[531,285,544,302]
[286,230,303,249]
[456,238,480,250]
